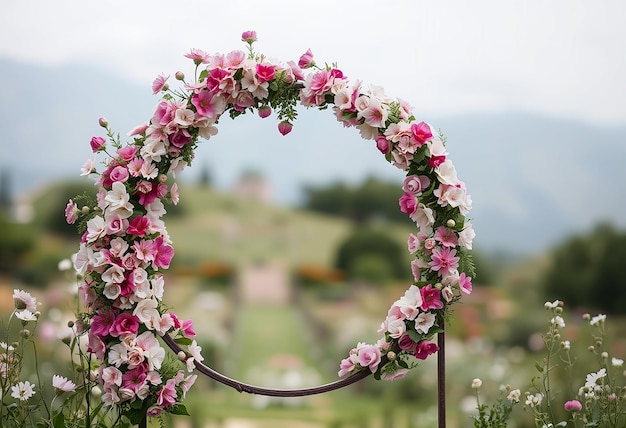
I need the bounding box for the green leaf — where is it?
[174,337,193,346]
[168,403,191,416]
[534,360,544,373]
[52,412,66,428]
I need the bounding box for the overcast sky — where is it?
[2,0,625,125]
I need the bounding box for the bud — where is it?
[588,345,595,352]
[98,117,108,128]
[582,313,591,321]
[158,174,168,183]
[258,105,272,119]
[175,71,185,81]
[178,351,186,361]
[21,329,31,338]
[601,352,609,360]
[386,351,396,361]
[81,206,90,214]
[471,378,482,389]
[277,121,293,136]
[62,336,71,346]
[446,219,456,228]
[67,320,75,328]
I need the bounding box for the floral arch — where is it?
[66,30,475,423]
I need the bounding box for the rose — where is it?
[402,175,430,195]
[90,136,106,153]
[357,344,381,373]
[398,192,417,216]
[414,340,439,360]
[298,48,315,69]
[110,313,140,337]
[398,334,416,351]
[375,135,391,154]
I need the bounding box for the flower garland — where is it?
[66,30,475,421]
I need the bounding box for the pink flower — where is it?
[90,136,106,153]
[564,400,582,412]
[122,367,147,394]
[109,165,129,183]
[429,155,446,168]
[398,192,417,216]
[414,340,439,360]
[181,319,196,338]
[52,375,76,393]
[375,135,391,154]
[127,123,148,137]
[420,284,444,311]
[398,334,416,352]
[117,145,140,162]
[65,199,79,224]
[298,48,315,69]
[429,246,460,277]
[278,121,293,136]
[258,105,272,118]
[241,30,257,44]
[407,233,419,253]
[109,313,140,337]
[338,356,356,377]
[191,90,225,121]
[381,369,409,381]
[91,310,116,337]
[151,74,169,94]
[128,216,151,237]
[402,175,430,195]
[184,48,210,65]
[459,272,473,294]
[410,121,433,145]
[357,344,381,373]
[153,236,175,269]
[255,63,275,83]
[434,226,458,248]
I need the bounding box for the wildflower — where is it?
[564,399,582,412]
[52,375,76,394]
[15,310,37,322]
[550,316,565,328]
[612,357,624,367]
[525,392,543,407]
[13,289,37,312]
[561,340,571,350]
[507,389,521,403]
[0,342,14,351]
[471,378,482,389]
[11,381,35,401]
[589,314,606,326]
[544,300,560,309]
[584,368,606,388]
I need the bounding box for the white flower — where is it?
[562,340,571,350]
[590,314,606,326]
[133,298,161,330]
[0,342,15,351]
[15,310,37,322]
[471,378,482,389]
[435,160,458,185]
[612,357,624,367]
[585,368,607,388]
[551,316,565,328]
[80,158,96,176]
[11,381,35,401]
[414,311,436,334]
[544,300,560,309]
[52,375,76,393]
[525,392,543,407]
[507,389,521,403]
[57,258,73,271]
[13,289,38,312]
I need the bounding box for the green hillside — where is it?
[166,184,415,269]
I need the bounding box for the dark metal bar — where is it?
[437,320,446,428]
[162,334,373,397]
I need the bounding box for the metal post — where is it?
[437,321,446,428]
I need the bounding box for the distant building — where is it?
[232,169,274,203]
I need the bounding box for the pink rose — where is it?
[428,155,446,168]
[109,313,140,337]
[109,165,129,183]
[90,136,106,153]
[234,91,255,111]
[414,340,439,360]
[402,175,430,195]
[338,357,356,377]
[298,48,315,69]
[375,135,391,154]
[410,121,433,145]
[398,334,416,352]
[398,193,417,216]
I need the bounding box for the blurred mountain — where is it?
[1,58,625,254]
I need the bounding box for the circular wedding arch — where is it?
[67,31,475,422]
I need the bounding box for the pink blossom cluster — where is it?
[68,31,476,414]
